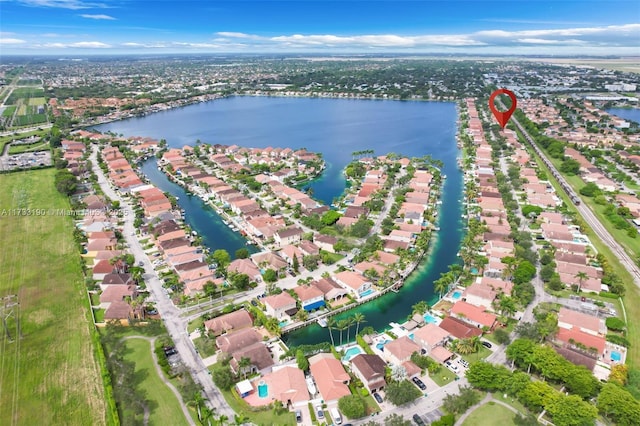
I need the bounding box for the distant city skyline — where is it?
[1,0,639,56]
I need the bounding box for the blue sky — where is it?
[1,0,639,55]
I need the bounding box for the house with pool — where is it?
[382,336,421,366]
[333,270,372,299]
[293,285,326,312]
[413,323,452,356]
[242,365,310,408]
[309,353,351,404]
[263,292,298,320]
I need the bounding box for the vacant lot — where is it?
[462,401,518,426]
[0,169,106,425]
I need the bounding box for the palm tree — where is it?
[190,391,205,421]
[337,320,348,347]
[233,414,249,425]
[216,414,228,425]
[353,313,366,337]
[238,356,252,379]
[327,317,336,347]
[346,317,356,343]
[411,301,430,316]
[497,295,517,319]
[200,407,214,426]
[575,271,588,293]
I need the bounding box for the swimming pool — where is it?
[258,381,268,398]
[424,313,440,325]
[279,320,288,327]
[611,351,622,362]
[342,346,364,362]
[375,340,391,351]
[360,288,374,298]
[452,290,462,300]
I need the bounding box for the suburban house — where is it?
[450,301,497,330]
[382,336,421,366]
[263,292,297,320]
[310,277,348,301]
[274,227,304,246]
[309,353,351,403]
[227,259,262,282]
[438,316,483,340]
[229,342,274,375]
[333,271,372,298]
[558,307,606,336]
[412,323,451,355]
[204,309,253,336]
[462,283,498,311]
[216,328,263,354]
[262,365,310,407]
[314,234,337,252]
[350,354,387,392]
[292,285,326,312]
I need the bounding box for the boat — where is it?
[317,318,328,327]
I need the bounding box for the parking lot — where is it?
[0,150,52,171]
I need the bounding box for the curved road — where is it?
[90,146,235,419]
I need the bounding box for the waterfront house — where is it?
[292,285,325,311]
[310,277,348,301]
[333,271,372,298]
[263,292,297,320]
[438,316,483,339]
[251,251,288,273]
[462,283,497,311]
[382,336,421,366]
[204,309,254,336]
[412,323,451,355]
[227,259,262,282]
[309,353,351,403]
[350,354,387,392]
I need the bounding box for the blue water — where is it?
[424,313,439,324]
[606,107,640,125]
[258,383,268,398]
[95,96,459,206]
[139,159,255,256]
[611,351,622,362]
[452,290,462,300]
[360,289,374,298]
[94,96,464,346]
[342,346,364,362]
[376,340,391,350]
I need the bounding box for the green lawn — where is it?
[430,365,458,387]
[462,401,518,426]
[192,336,218,358]
[93,308,105,323]
[220,387,296,426]
[461,346,492,363]
[90,292,100,306]
[0,169,107,425]
[8,141,49,155]
[122,337,190,426]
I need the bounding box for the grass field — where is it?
[0,169,107,425]
[2,106,16,117]
[28,97,46,106]
[7,141,49,155]
[462,401,518,426]
[122,337,190,426]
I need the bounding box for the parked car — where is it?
[413,414,426,426]
[316,405,324,419]
[295,410,302,423]
[412,377,427,390]
[445,361,459,373]
[482,341,493,349]
[373,392,383,403]
[459,359,469,368]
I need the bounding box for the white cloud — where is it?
[216,32,262,40]
[69,41,111,48]
[0,38,27,44]
[79,14,116,20]
[16,0,108,9]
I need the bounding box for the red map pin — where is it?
[489,88,517,129]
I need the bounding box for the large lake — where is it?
[606,107,640,126]
[95,96,464,345]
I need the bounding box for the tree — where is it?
[262,269,277,283]
[327,317,336,347]
[574,271,588,293]
[493,328,511,345]
[385,380,421,406]
[212,366,234,390]
[442,386,481,415]
[597,383,640,425]
[212,249,231,269]
[54,169,78,195]
[338,395,366,419]
[238,356,252,379]
[547,394,598,426]
[513,260,536,284]
[465,361,511,391]
[230,273,250,291]
[235,248,249,259]
[292,255,300,273]
[354,313,366,336]
[321,210,341,226]
[337,319,348,347]
[411,301,430,316]
[296,349,309,372]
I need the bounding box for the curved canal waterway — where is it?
[95,96,464,346]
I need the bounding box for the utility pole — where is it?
[0,294,21,342]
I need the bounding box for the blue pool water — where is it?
[376,340,391,351]
[409,333,414,340]
[342,346,364,362]
[258,382,268,398]
[470,268,479,275]
[360,289,374,298]
[424,313,439,324]
[452,290,462,300]
[611,351,622,362]
[279,321,288,327]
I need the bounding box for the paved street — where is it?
[90,146,235,418]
